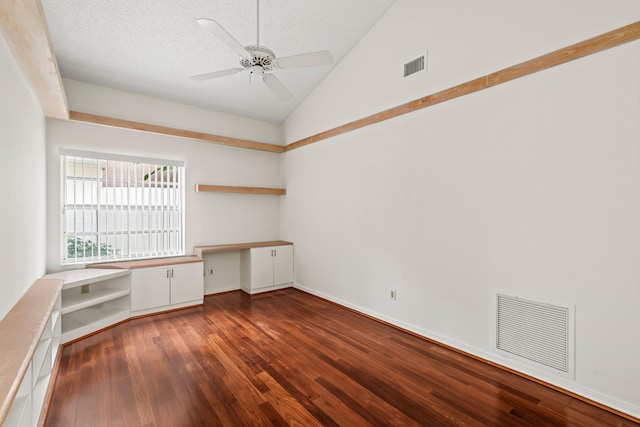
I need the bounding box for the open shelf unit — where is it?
[0,279,62,427]
[4,366,32,427]
[61,288,130,314]
[44,269,131,343]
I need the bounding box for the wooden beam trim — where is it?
[69,111,285,153]
[285,21,640,152]
[487,21,640,87]
[194,184,286,195]
[0,0,69,119]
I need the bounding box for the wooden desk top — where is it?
[86,256,202,270]
[0,279,63,425]
[193,240,293,257]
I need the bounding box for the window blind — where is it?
[60,150,185,264]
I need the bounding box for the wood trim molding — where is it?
[129,304,204,321]
[285,21,640,152]
[59,22,639,154]
[0,0,69,119]
[69,111,286,153]
[194,184,286,195]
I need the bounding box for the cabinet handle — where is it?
[166,269,170,278]
[171,269,174,278]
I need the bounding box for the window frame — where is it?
[59,149,186,265]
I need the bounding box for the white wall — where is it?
[285,0,640,142]
[46,82,284,283]
[63,79,283,145]
[282,0,640,416]
[0,33,47,320]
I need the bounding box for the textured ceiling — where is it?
[41,0,396,123]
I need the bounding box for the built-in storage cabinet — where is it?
[1,279,62,427]
[2,316,57,427]
[169,264,204,305]
[273,246,294,286]
[31,313,52,426]
[240,245,293,294]
[51,296,62,368]
[131,262,203,314]
[44,269,131,344]
[131,267,170,312]
[4,361,31,427]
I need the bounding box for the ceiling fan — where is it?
[191,0,334,101]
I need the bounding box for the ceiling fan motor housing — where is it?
[241,45,276,71]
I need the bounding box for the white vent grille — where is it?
[496,293,573,375]
[404,55,425,77]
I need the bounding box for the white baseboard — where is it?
[204,285,241,296]
[293,283,640,420]
[241,283,292,295]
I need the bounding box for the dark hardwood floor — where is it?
[46,289,638,427]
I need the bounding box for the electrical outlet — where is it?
[390,289,396,300]
[208,268,214,276]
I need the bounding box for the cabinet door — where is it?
[170,263,204,304]
[273,245,294,286]
[250,247,275,289]
[131,267,170,311]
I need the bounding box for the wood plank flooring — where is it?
[46,289,638,426]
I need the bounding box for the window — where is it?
[61,149,185,264]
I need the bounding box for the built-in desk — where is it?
[195,241,294,295]
[194,240,293,258]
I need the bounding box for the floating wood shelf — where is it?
[194,184,286,196]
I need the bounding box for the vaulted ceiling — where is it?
[41,0,396,123]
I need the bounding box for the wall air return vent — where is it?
[403,53,426,77]
[495,292,574,378]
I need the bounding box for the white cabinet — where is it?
[44,269,131,344]
[240,245,293,294]
[273,246,294,286]
[131,262,203,314]
[130,267,170,311]
[170,264,204,304]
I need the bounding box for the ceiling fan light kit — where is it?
[240,45,276,70]
[191,0,333,101]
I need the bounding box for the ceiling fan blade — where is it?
[190,68,244,81]
[197,18,252,59]
[275,50,333,69]
[262,74,293,101]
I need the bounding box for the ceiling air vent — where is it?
[404,53,426,77]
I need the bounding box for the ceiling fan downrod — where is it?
[256,0,260,46]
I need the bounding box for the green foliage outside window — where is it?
[67,236,117,259]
